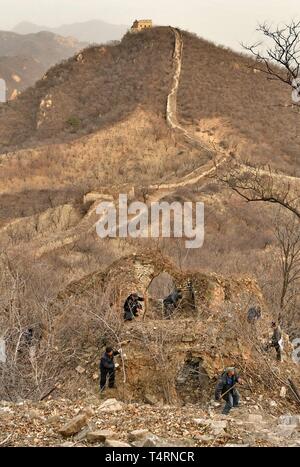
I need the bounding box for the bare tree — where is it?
[274,211,300,316]
[231,20,300,218]
[0,267,61,401]
[217,162,300,220]
[244,20,300,98]
[217,162,300,327]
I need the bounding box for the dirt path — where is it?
[167,29,213,152]
[22,28,299,258]
[148,27,229,195]
[159,27,300,193]
[83,27,300,242]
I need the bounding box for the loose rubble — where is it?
[0,398,299,447]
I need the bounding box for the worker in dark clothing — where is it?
[268,321,283,362]
[187,280,196,310]
[123,293,144,321]
[99,346,120,391]
[215,367,242,415]
[23,328,34,346]
[247,306,261,323]
[163,288,182,319]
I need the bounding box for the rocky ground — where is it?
[1,396,300,447]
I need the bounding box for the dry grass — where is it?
[0,27,175,151]
[178,31,300,176]
[0,109,209,220]
[0,26,299,340]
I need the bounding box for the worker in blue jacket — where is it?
[99,346,120,391]
[215,367,242,415]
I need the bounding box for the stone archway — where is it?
[176,352,210,404]
[56,250,267,403]
[147,272,177,320]
[148,272,175,300]
[61,250,264,323]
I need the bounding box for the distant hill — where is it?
[0,55,44,99]
[0,27,174,147]
[13,20,129,44]
[0,30,84,99]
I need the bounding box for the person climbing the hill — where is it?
[99,346,120,392]
[163,288,182,319]
[267,321,283,362]
[123,293,144,321]
[215,367,242,415]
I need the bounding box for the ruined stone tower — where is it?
[131,19,153,32]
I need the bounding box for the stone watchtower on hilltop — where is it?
[131,19,153,33]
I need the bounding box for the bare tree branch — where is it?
[243,20,300,100]
[274,211,300,316]
[217,162,300,219]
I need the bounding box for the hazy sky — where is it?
[0,0,299,51]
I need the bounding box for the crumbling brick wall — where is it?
[131,20,153,32]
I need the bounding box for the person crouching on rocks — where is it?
[123,293,144,321]
[215,367,242,415]
[99,346,120,392]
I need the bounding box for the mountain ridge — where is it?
[0,29,85,99]
[13,19,129,43]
